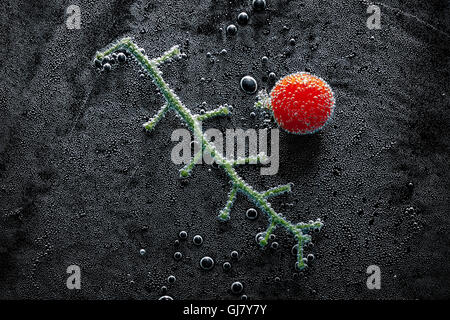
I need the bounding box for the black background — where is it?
[0,0,449,299]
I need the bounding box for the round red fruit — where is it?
[270,73,335,134]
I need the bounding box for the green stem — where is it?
[95,38,323,268]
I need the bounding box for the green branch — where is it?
[143,103,170,132]
[94,38,323,269]
[195,105,230,122]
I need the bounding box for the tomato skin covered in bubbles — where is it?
[270,73,335,134]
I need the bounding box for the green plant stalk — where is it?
[95,38,323,269]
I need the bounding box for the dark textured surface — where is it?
[0,0,449,299]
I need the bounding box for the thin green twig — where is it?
[94,38,323,269]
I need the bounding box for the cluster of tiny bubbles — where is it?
[231,281,244,294]
[158,295,173,300]
[255,232,265,244]
[139,248,146,255]
[295,259,309,271]
[226,24,238,36]
[94,50,128,72]
[237,12,249,25]
[223,262,232,272]
[173,251,182,261]
[245,208,258,220]
[252,0,266,11]
[167,275,176,283]
[199,256,215,270]
[179,230,188,240]
[230,250,239,259]
[240,76,258,94]
[193,235,203,246]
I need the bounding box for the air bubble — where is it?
[168,275,176,283]
[291,244,298,256]
[246,208,258,220]
[200,256,215,270]
[223,262,232,271]
[231,281,243,294]
[193,235,203,246]
[158,295,173,300]
[252,0,266,11]
[139,249,146,255]
[94,59,102,68]
[240,76,258,94]
[269,72,276,81]
[174,252,182,260]
[103,63,111,72]
[230,250,239,259]
[226,24,237,36]
[117,53,126,63]
[179,231,188,240]
[271,242,279,249]
[237,12,249,25]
